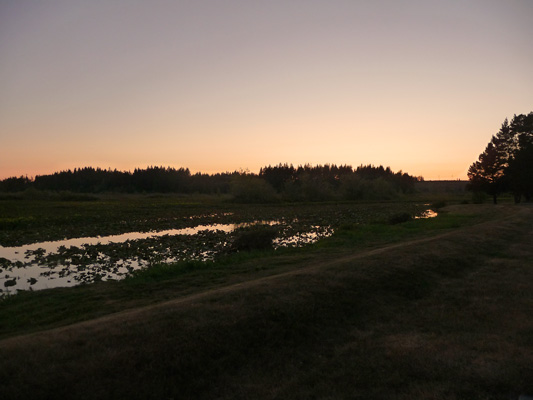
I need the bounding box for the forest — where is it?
[0,164,420,202]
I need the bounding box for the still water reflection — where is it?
[0,209,436,295]
[0,220,331,294]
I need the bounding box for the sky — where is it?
[1,0,532,180]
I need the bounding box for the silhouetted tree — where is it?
[0,163,420,201]
[259,164,296,192]
[468,139,506,204]
[468,112,533,203]
[0,176,31,192]
[507,112,533,201]
[230,173,277,203]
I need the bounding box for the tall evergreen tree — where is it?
[507,112,533,201]
[468,139,506,203]
[468,112,533,203]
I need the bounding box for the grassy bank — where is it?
[1,204,532,399]
[0,204,495,339]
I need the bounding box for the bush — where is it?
[21,188,51,200]
[299,174,335,201]
[231,225,278,252]
[430,200,447,210]
[341,176,398,201]
[230,176,278,203]
[388,212,412,225]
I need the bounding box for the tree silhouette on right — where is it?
[468,112,533,203]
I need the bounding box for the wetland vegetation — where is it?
[0,186,531,399]
[1,194,436,293]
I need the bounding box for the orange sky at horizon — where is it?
[1,1,532,182]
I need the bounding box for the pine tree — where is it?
[468,112,533,203]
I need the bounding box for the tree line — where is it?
[468,112,533,203]
[0,164,421,202]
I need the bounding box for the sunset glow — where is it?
[1,1,532,180]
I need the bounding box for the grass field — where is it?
[0,196,532,399]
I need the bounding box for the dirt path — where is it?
[1,204,528,349]
[1,204,532,400]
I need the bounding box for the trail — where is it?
[0,205,529,348]
[1,205,532,400]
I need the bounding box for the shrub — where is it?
[299,174,335,201]
[230,176,278,203]
[231,225,278,252]
[430,200,447,210]
[388,212,412,225]
[341,176,398,201]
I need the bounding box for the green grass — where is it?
[0,204,499,339]
[1,203,531,399]
[1,198,531,399]
[0,192,471,246]
[0,193,236,246]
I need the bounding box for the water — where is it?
[415,209,438,219]
[0,223,242,261]
[0,220,332,294]
[0,209,436,295]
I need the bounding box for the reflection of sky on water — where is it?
[414,209,438,219]
[0,224,239,260]
[0,220,329,294]
[0,210,436,295]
